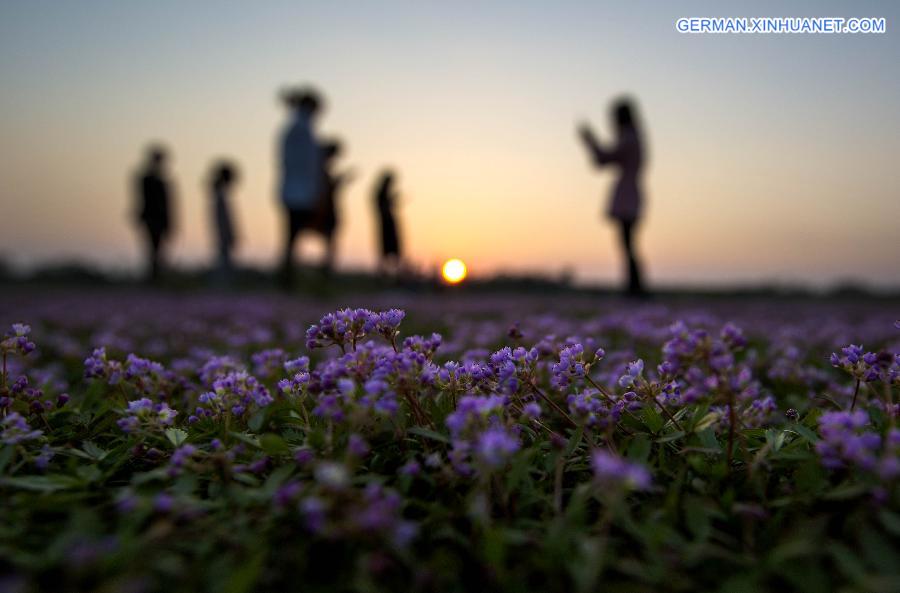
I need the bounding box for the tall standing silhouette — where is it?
[278,87,324,288]
[133,145,174,282]
[208,160,239,282]
[316,140,353,276]
[374,170,402,277]
[579,98,647,297]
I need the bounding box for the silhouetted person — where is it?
[374,170,402,276]
[579,98,647,297]
[316,140,354,276]
[278,87,324,288]
[134,146,173,282]
[209,160,239,282]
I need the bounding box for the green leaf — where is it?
[229,432,261,448]
[0,445,15,472]
[76,465,102,483]
[878,510,900,537]
[823,482,867,501]
[223,549,267,593]
[0,474,81,492]
[626,434,651,463]
[684,497,710,542]
[828,542,868,583]
[259,433,290,455]
[165,428,188,447]
[248,409,266,433]
[697,428,722,452]
[564,426,584,458]
[407,426,450,444]
[655,431,686,444]
[787,424,820,444]
[765,429,786,451]
[693,411,719,432]
[82,441,109,461]
[641,406,664,433]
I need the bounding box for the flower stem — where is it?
[850,379,861,411]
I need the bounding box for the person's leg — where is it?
[323,232,336,276]
[217,241,231,283]
[146,226,162,282]
[619,220,644,296]
[281,209,300,288]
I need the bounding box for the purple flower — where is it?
[521,402,542,420]
[618,359,645,388]
[399,460,421,476]
[306,308,382,350]
[274,481,303,509]
[1,323,36,356]
[35,444,55,469]
[117,399,177,434]
[347,434,370,458]
[815,410,881,471]
[591,450,652,491]
[1,412,43,445]
[300,496,328,534]
[195,371,272,421]
[830,344,892,384]
[551,343,587,389]
[167,444,197,477]
[153,492,175,513]
[474,426,520,469]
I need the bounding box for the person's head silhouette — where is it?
[611,98,640,135]
[282,86,323,118]
[212,161,238,189]
[146,145,167,172]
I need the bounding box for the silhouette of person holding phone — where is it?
[579,98,647,297]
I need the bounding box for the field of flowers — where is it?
[1,288,898,593]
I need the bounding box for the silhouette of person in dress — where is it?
[208,160,239,282]
[578,98,648,297]
[374,170,402,277]
[134,145,174,282]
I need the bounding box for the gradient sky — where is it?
[1,0,898,287]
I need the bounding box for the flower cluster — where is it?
[298,480,416,547]
[446,395,520,474]
[831,344,898,385]
[1,412,43,445]
[814,410,894,476]
[551,343,605,389]
[117,398,178,433]
[305,308,405,351]
[1,323,36,357]
[192,371,273,421]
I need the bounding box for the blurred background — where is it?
[1,0,898,290]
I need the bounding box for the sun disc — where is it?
[442,259,467,284]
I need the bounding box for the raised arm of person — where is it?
[577,122,620,167]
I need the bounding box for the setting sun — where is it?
[441,258,468,284]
